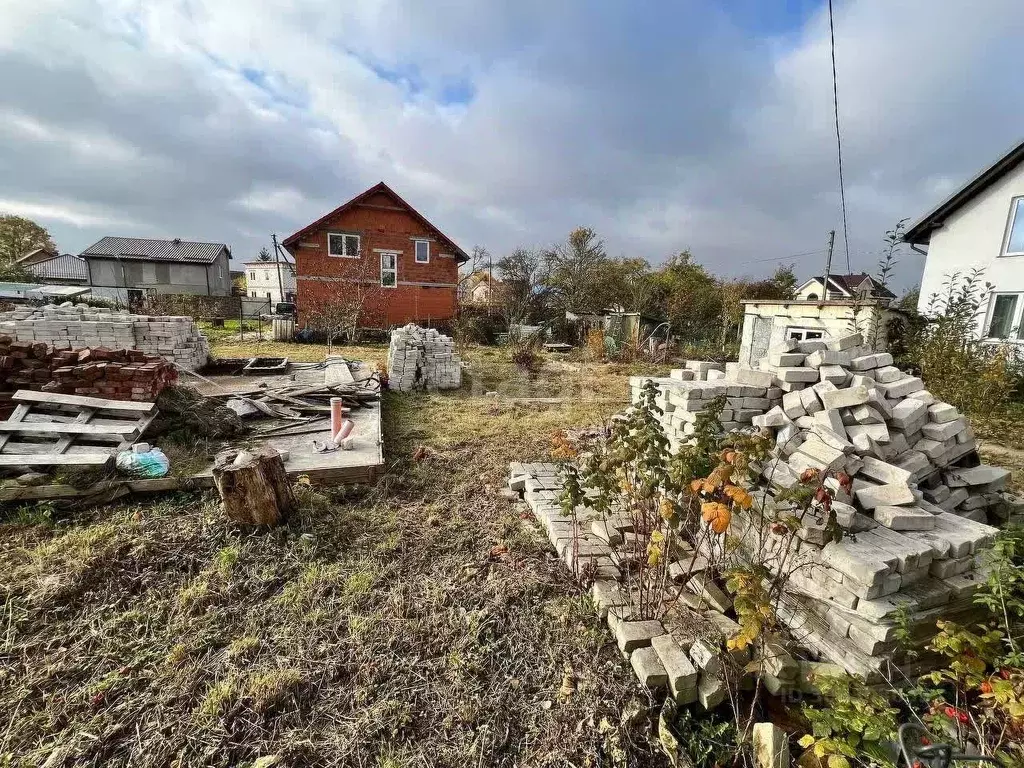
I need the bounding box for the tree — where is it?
[543,227,609,313]
[0,214,56,281]
[603,257,658,315]
[304,256,385,347]
[496,247,546,327]
[652,251,723,346]
[257,246,273,262]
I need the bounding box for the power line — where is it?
[828,0,852,273]
[748,248,828,264]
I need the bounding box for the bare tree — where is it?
[496,247,545,327]
[304,255,385,348]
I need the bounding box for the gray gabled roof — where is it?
[80,236,229,264]
[27,254,89,282]
[904,138,1024,245]
[799,273,896,300]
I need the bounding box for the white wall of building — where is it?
[917,160,1024,338]
[245,262,296,304]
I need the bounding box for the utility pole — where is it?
[823,230,836,300]
[271,234,285,309]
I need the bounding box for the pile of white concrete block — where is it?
[0,303,210,370]
[507,462,823,708]
[386,324,462,392]
[632,332,1022,680]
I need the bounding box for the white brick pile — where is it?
[386,324,462,392]
[629,331,1024,680]
[0,302,210,370]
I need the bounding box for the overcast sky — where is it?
[1,0,1021,291]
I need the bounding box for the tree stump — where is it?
[212,446,296,526]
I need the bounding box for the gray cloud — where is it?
[0,0,1021,292]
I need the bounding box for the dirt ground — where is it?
[0,343,673,767]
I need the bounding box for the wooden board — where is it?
[0,421,140,436]
[13,390,156,414]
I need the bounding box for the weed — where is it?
[247,668,302,713]
[227,636,261,659]
[199,676,240,719]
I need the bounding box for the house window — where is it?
[380,253,397,288]
[787,328,824,341]
[328,233,360,258]
[250,271,256,281]
[986,293,1023,339]
[155,263,170,284]
[414,239,430,264]
[1004,197,1024,256]
[251,291,256,298]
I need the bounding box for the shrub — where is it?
[907,269,1023,418]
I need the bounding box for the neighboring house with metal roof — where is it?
[905,138,1024,340]
[26,254,89,285]
[794,273,896,303]
[79,236,232,304]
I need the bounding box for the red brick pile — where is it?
[0,336,178,402]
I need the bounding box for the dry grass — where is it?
[0,345,673,767]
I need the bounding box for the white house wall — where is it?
[916,160,1024,334]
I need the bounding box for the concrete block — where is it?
[630,646,669,689]
[891,398,930,429]
[651,634,699,701]
[907,389,937,405]
[850,353,881,371]
[819,385,870,410]
[768,352,806,367]
[613,619,665,653]
[826,333,862,351]
[859,456,913,485]
[874,365,904,383]
[752,722,790,768]
[819,365,850,386]
[855,482,916,509]
[735,367,776,388]
[877,376,925,398]
[846,423,890,444]
[921,418,967,442]
[776,367,819,383]
[782,390,806,419]
[697,672,728,710]
[805,349,850,368]
[945,465,1010,491]
[752,406,789,429]
[799,387,823,415]
[875,505,936,531]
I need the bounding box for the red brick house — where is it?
[283,182,469,329]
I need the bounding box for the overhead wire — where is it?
[828,0,852,272]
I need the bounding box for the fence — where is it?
[139,294,271,322]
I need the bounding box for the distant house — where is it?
[80,237,232,304]
[460,272,502,305]
[245,260,296,304]
[794,274,895,304]
[26,254,89,285]
[16,244,58,266]
[283,182,469,328]
[905,139,1024,340]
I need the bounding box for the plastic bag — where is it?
[116,447,170,478]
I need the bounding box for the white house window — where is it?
[328,233,360,258]
[986,293,1024,339]
[787,328,824,341]
[1004,197,1024,256]
[414,239,430,264]
[380,253,397,288]
[250,271,256,281]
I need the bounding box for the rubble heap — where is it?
[0,339,178,402]
[628,333,1022,681]
[386,324,462,392]
[0,303,210,370]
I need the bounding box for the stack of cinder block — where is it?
[386,324,462,392]
[0,339,177,402]
[0,303,209,370]
[507,462,822,707]
[633,332,1022,681]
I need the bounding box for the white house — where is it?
[793,273,895,303]
[905,138,1024,340]
[245,260,296,304]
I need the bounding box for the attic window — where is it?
[414,239,430,264]
[1004,197,1024,256]
[328,233,360,258]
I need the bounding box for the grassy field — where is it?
[0,343,673,767]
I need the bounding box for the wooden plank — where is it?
[0,453,113,467]
[0,403,30,452]
[13,390,156,414]
[54,406,97,455]
[0,421,139,436]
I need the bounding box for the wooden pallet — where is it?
[0,390,157,468]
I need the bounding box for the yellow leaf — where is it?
[827,756,851,768]
[797,735,816,748]
[650,530,664,543]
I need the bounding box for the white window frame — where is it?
[380,252,398,288]
[984,291,1024,340]
[1002,196,1024,257]
[414,239,430,264]
[250,271,256,281]
[328,232,361,258]
[786,327,825,341]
